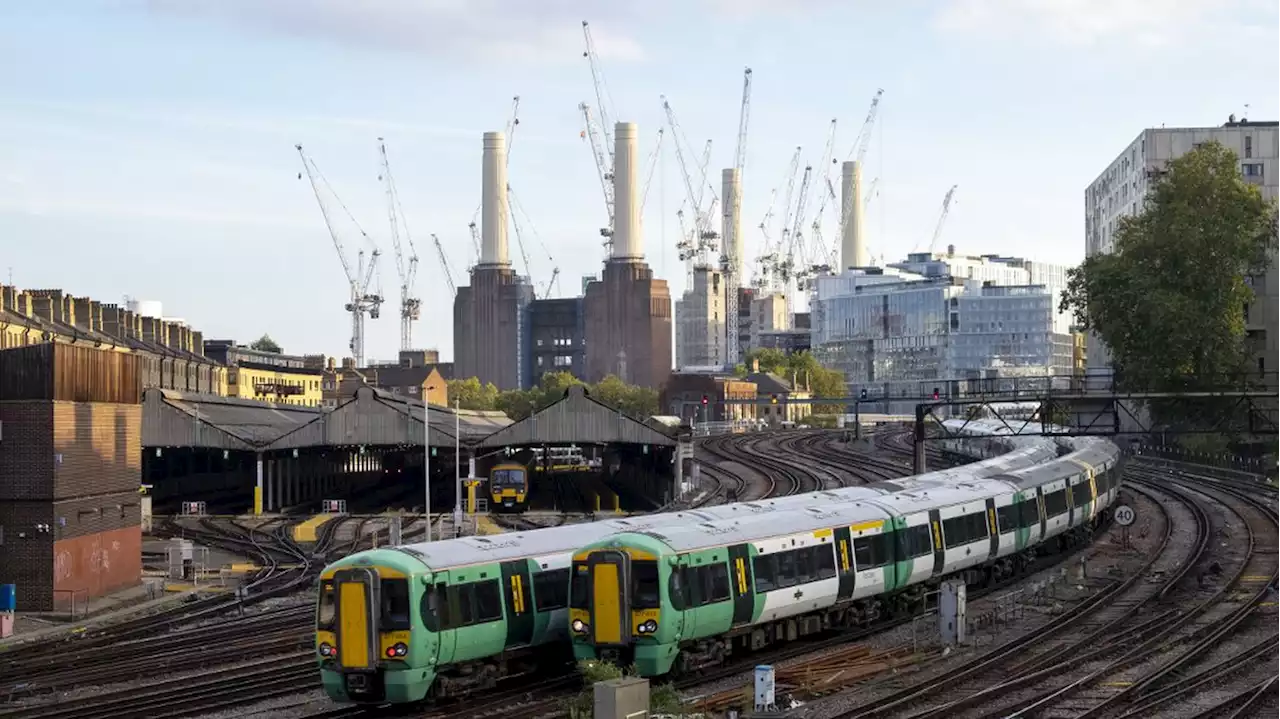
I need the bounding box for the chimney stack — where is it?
[841,161,869,269]
[480,131,510,266]
[611,121,642,261]
[721,167,743,284]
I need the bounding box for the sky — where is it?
[2,0,1277,363]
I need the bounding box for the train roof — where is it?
[635,501,894,553]
[863,478,1019,514]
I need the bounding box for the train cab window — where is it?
[669,567,688,610]
[421,583,444,632]
[1044,489,1069,516]
[475,580,503,622]
[853,534,891,568]
[995,505,1018,534]
[446,585,474,627]
[752,556,777,592]
[380,578,412,631]
[630,560,661,610]
[533,569,570,612]
[1019,499,1041,528]
[317,580,335,629]
[569,563,590,609]
[814,546,837,579]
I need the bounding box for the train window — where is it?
[794,548,815,583]
[1019,499,1040,527]
[569,563,590,610]
[533,569,569,612]
[1072,482,1092,508]
[942,513,988,548]
[903,525,933,557]
[1044,489,1068,516]
[380,578,412,631]
[317,581,335,629]
[707,563,731,602]
[420,583,444,632]
[995,505,1018,534]
[444,585,473,628]
[475,580,503,622]
[775,551,799,588]
[752,555,777,592]
[853,534,890,568]
[669,567,688,610]
[631,561,661,610]
[814,545,838,579]
[686,567,705,607]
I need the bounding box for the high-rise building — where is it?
[1084,118,1278,379]
[674,267,726,369]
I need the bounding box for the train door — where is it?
[928,510,945,577]
[985,498,999,560]
[428,573,456,666]
[833,527,855,600]
[727,544,755,625]
[587,550,631,647]
[500,560,536,647]
[333,567,379,672]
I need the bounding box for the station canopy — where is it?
[476,385,677,449]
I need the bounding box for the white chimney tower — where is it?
[480,131,510,266]
[721,168,743,283]
[611,121,642,261]
[841,160,869,269]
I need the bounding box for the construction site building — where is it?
[674,266,726,370]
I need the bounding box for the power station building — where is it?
[453,131,535,391]
[582,122,673,388]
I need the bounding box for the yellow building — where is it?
[205,340,325,407]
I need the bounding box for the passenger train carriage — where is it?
[488,462,529,511]
[315,420,1119,703]
[568,438,1124,676]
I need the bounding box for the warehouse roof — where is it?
[144,388,321,450]
[475,385,676,448]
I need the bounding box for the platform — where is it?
[475,515,506,535]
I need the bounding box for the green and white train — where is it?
[313,420,1110,703]
[568,437,1123,675]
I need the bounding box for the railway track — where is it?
[819,465,1278,719]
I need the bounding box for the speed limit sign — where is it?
[1114,504,1136,527]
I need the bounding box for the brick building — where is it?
[0,344,143,611]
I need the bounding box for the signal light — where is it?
[770,394,778,405]
[932,388,940,400]
[859,389,867,400]
[701,395,709,406]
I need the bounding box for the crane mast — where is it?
[724,66,751,367]
[926,185,959,253]
[378,138,420,352]
[581,21,618,253]
[431,233,457,296]
[295,144,383,368]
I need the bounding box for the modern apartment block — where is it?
[1084,117,1279,379]
[674,267,726,370]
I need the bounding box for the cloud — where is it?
[137,0,647,63]
[932,0,1266,46]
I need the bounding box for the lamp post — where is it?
[424,385,434,542]
[453,400,462,536]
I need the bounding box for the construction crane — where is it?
[295,144,383,367]
[926,185,959,254]
[469,96,521,265]
[840,89,884,243]
[755,147,802,292]
[508,187,562,299]
[581,20,618,252]
[377,138,420,352]
[661,95,719,269]
[639,128,664,216]
[431,233,457,295]
[807,119,839,274]
[724,67,752,367]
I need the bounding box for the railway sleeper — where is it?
[669,518,1107,674]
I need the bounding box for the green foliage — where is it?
[741,348,847,414]
[564,660,687,718]
[249,334,281,353]
[1060,141,1277,429]
[448,371,660,421]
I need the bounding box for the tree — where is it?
[446,377,499,410]
[250,334,281,353]
[1060,141,1277,428]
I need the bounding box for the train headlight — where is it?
[318,642,333,657]
[572,619,588,633]
[637,620,658,634]
[392,642,408,657]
